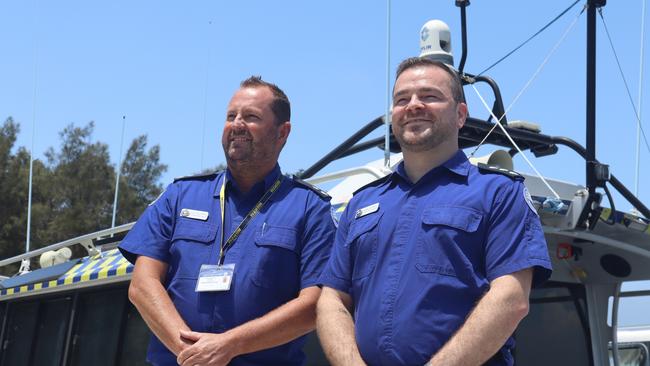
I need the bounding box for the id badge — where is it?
[195,263,235,292]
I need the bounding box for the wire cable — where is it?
[469,5,584,158]
[477,0,581,76]
[598,9,650,156]
[471,84,562,199]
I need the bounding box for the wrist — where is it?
[223,329,245,358]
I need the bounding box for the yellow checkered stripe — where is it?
[600,208,650,234]
[0,248,133,297]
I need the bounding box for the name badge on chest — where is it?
[195,263,235,292]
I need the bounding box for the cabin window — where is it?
[68,288,127,366]
[514,282,592,365]
[31,296,73,366]
[1,301,39,365]
[117,302,150,366]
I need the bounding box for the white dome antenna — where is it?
[419,20,453,66]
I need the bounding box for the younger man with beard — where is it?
[316,58,552,366]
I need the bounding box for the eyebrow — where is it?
[393,86,443,98]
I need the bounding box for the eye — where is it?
[245,114,260,121]
[421,94,440,102]
[226,113,236,122]
[393,97,408,107]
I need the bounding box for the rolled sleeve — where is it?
[118,183,177,265]
[298,196,337,289]
[318,206,353,294]
[485,180,552,286]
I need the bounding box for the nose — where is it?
[405,95,424,112]
[231,114,246,128]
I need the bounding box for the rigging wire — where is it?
[469,5,585,158]
[477,0,581,76]
[471,84,562,199]
[598,9,650,157]
[635,0,647,197]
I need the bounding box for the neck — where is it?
[227,161,276,194]
[402,144,457,184]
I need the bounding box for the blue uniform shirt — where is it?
[119,165,335,366]
[320,150,552,366]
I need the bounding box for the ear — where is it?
[456,102,468,129]
[278,121,291,142]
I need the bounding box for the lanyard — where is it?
[218,174,283,265]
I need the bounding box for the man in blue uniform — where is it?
[119,76,335,366]
[316,58,552,366]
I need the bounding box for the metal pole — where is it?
[111,116,126,229]
[586,2,598,194]
[635,0,647,197]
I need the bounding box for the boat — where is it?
[0,1,649,365]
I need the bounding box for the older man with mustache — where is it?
[120,76,335,366]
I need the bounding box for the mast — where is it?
[579,0,608,230]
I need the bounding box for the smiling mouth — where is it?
[229,135,252,142]
[403,118,433,125]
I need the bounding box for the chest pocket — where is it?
[347,211,382,280]
[416,206,482,277]
[170,218,218,279]
[172,218,218,243]
[252,226,300,290]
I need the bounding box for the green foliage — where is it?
[0,118,168,264]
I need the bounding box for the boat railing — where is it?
[305,166,389,186]
[0,222,135,269]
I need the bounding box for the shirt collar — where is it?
[214,164,282,197]
[393,149,470,184]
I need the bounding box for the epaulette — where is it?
[352,174,392,196]
[173,171,219,183]
[477,163,524,181]
[291,176,331,200]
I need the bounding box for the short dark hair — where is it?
[240,76,291,125]
[395,57,464,103]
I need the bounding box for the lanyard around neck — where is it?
[218,174,283,265]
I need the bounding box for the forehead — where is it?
[228,86,274,110]
[393,65,453,95]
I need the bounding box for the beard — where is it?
[394,120,453,153]
[223,131,255,163]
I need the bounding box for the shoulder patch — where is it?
[352,174,392,196]
[173,171,219,183]
[292,176,331,200]
[477,163,524,181]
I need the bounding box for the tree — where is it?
[115,135,168,225]
[0,119,168,266]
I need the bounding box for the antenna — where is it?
[200,20,213,171]
[384,0,391,168]
[21,1,41,275]
[111,115,126,230]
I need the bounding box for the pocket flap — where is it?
[172,219,218,243]
[255,226,298,252]
[347,211,383,243]
[422,206,482,232]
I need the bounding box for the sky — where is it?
[1,1,650,325]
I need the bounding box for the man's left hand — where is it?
[177,329,238,366]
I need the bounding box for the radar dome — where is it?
[419,19,453,66]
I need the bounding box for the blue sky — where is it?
[2,1,650,325]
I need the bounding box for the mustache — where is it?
[229,130,251,138]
